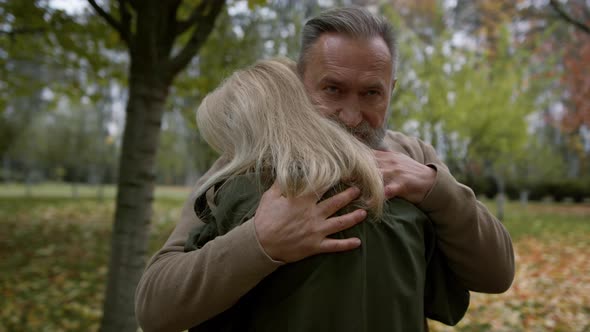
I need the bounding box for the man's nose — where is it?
[338,97,363,128]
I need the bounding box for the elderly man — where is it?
[135,7,515,332]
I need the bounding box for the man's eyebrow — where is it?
[318,76,386,90]
[365,82,386,90]
[318,76,345,86]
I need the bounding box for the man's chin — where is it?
[355,128,386,150]
[328,116,386,149]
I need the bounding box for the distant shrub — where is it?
[460,176,589,202]
[522,179,589,202]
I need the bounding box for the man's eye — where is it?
[366,90,381,96]
[324,86,340,94]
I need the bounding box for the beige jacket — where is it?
[135,131,515,332]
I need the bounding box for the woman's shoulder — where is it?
[212,173,268,227]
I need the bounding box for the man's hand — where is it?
[373,150,437,202]
[253,184,367,263]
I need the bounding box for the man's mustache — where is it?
[327,114,386,150]
[311,99,386,149]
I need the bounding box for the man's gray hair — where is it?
[297,7,398,76]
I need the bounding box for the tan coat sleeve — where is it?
[136,130,515,331]
[385,131,515,293]
[134,158,283,332]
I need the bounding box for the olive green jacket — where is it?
[135,131,515,332]
[185,174,469,331]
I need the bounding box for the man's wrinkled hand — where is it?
[373,150,436,203]
[253,183,367,263]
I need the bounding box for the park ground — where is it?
[0,183,589,331]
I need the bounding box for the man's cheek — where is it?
[315,100,337,117]
[368,111,386,128]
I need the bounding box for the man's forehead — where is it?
[318,72,387,88]
[319,34,390,59]
[306,33,393,76]
[318,58,390,75]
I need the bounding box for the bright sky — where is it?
[49,0,88,14]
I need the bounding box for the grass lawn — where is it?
[430,200,590,332]
[0,183,588,331]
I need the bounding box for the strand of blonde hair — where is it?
[195,58,384,216]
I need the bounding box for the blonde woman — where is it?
[185,58,468,332]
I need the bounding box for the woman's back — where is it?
[186,173,468,332]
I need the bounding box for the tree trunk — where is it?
[99,74,168,331]
[2,156,9,182]
[519,190,528,207]
[25,173,32,197]
[71,181,79,199]
[97,173,105,201]
[90,1,226,329]
[494,173,505,221]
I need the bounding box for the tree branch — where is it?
[168,0,226,77]
[127,0,139,10]
[117,0,133,46]
[0,28,45,36]
[549,0,590,35]
[87,0,131,45]
[175,0,215,36]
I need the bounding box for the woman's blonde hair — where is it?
[195,58,384,215]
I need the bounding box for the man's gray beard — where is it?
[329,115,386,149]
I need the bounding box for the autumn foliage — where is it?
[561,31,590,133]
